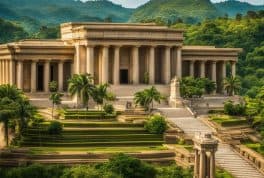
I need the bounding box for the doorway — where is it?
[37,65,44,91]
[120,69,129,84]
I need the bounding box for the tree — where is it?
[134,86,165,111]
[49,81,58,92]
[16,96,36,136]
[49,93,63,119]
[223,75,241,96]
[0,97,18,146]
[92,84,115,110]
[68,74,94,108]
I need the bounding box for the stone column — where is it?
[31,61,37,92]
[222,61,226,94]
[132,46,140,84]
[210,151,216,178]
[17,61,23,89]
[3,60,6,84]
[9,60,15,85]
[190,60,195,77]
[86,45,94,76]
[164,46,171,84]
[200,61,206,78]
[0,61,2,84]
[58,61,64,92]
[149,46,155,84]
[176,47,182,79]
[75,45,81,74]
[113,46,120,85]
[194,149,199,178]
[6,60,10,84]
[101,45,109,84]
[231,61,236,77]
[199,150,206,178]
[212,61,217,94]
[44,60,50,92]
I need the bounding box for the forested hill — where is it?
[215,0,264,17]
[129,0,220,24]
[0,0,133,33]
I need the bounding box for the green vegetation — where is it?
[224,100,245,116]
[243,141,264,156]
[47,121,63,135]
[223,76,241,96]
[0,154,194,178]
[0,84,36,146]
[145,115,167,134]
[216,168,234,178]
[209,114,247,127]
[134,86,165,111]
[129,0,220,24]
[62,110,116,120]
[180,77,216,98]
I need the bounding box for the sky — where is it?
[104,0,264,8]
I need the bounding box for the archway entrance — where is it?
[120,69,128,84]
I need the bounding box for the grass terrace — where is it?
[209,114,248,127]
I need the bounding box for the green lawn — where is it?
[209,114,247,127]
[28,146,168,154]
[216,168,234,178]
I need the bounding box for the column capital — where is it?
[85,44,95,48]
[212,61,217,64]
[133,45,141,48]
[114,45,122,49]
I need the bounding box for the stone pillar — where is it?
[194,149,199,178]
[149,46,155,84]
[113,46,120,85]
[44,60,50,92]
[86,45,94,76]
[212,61,217,94]
[6,60,10,84]
[31,61,37,92]
[231,61,236,77]
[75,45,81,74]
[9,60,15,85]
[190,60,195,77]
[17,61,23,89]
[0,61,2,84]
[200,61,206,78]
[164,46,171,84]
[222,61,226,94]
[132,46,140,84]
[199,150,206,178]
[176,47,182,79]
[58,61,64,92]
[210,151,216,178]
[101,45,109,84]
[3,60,6,84]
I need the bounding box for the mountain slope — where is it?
[129,0,222,24]
[0,0,133,32]
[215,0,264,17]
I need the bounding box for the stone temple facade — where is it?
[0,23,242,104]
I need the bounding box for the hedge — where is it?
[220,119,248,127]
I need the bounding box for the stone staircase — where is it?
[162,108,264,178]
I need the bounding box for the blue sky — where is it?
[101,0,264,8]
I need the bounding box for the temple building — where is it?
[0,22,242,104]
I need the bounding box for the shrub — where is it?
[224,100,245,116]
[47,121,63,135]
[105,153,157,178]
[157,165,192,178]
[5,164,65,178]
[61,165,119,178]
[49,81,58,92]
[103,103,115,114]
[145,114,167,134]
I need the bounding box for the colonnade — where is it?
[15,60,71,92]
[0,59,15,85]
[194,149,216,178]
[77,45,182,85]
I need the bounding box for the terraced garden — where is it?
[20,118,166,154]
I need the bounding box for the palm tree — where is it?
[223,75,241,96]
[68,74,94,108]
[16,96,36,136]
[0,84,23,101]
[0,97,18,146]
[49,93,63,119]
[134,86,165,111]
[92,84,115,110]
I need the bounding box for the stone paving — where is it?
[159,108,264,178]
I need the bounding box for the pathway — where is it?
[159,108,264,178]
